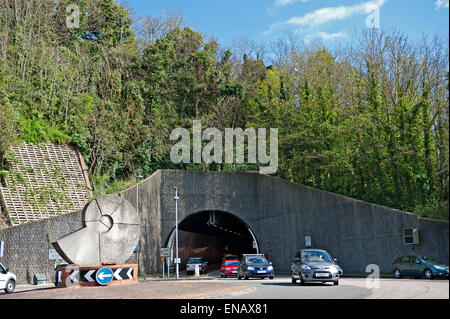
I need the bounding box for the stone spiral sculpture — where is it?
[52,195,140,266]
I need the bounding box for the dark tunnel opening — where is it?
[166,211,258,271]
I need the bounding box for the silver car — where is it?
[291,249,342,285]
[185,257,208,275]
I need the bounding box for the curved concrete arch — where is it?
[164,209,260,255]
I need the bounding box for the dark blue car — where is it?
[393,255,449,279]
[237,254,274,280]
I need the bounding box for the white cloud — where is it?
[435,0,449,9]
[264,0,387,34]
[274,0,308,7]
[313,31,348,41]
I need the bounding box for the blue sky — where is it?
[126,0,449,47]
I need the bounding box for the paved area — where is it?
[220,277,449,299]
[1,273,447,299]
[0,280,250,299]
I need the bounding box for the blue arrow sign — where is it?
[96,267,113,286]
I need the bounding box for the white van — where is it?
[0,263,16,293]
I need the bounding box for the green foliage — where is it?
[0,2,448,220]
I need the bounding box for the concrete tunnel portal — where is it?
[165,210,259,271]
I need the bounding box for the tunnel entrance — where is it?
[166,211,258,271]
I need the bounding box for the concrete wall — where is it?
[119,170,162,275]
[0,210,83,283]
[1,169,448,283]
[122,170,448,274]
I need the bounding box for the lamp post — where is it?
[174,187,180,279]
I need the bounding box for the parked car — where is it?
[238,254,274,280]
[393,255,449,279]
[0,263,17,293]
[220,259,240,278]
[185,257,208,275]
[291,249,341,285]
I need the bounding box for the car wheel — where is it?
[424,269,433,280]
[269,276,274,280]
[394,269,402,279]
[292,276,297,284]
[333,280,339,286]
[5,280,15,293]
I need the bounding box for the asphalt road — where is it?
[1,272,448,299]
[203,271,449,299]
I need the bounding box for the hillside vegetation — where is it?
[0,0,448,220]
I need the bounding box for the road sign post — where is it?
[160,248,170,278]
[195,264,200,277]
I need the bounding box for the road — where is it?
[1,271,448,299]
[202,270,449,299]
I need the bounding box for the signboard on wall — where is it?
[160,247,170,257]
[305,236,312,248]
[49,248,62,260]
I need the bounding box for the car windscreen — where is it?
[301,250,332,262]
[225,261,240,266]
[247,257,268,264]
[420,256,439,263]
[187,259,203,264]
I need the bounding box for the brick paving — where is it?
[0,280,250,299]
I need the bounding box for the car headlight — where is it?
[247,266,254,270]
[268,266,273,271]
[301,265,311,270]
[434,265,446,271]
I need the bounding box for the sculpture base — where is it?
[55,264,138,288]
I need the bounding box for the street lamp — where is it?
[174,187,180,279]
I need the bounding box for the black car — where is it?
[291,249,342,285]
[237,254,274,280]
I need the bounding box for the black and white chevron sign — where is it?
[56,269,80,283]
[81,268,133,282]
[112,268,134,280]
[56,267,134,284]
